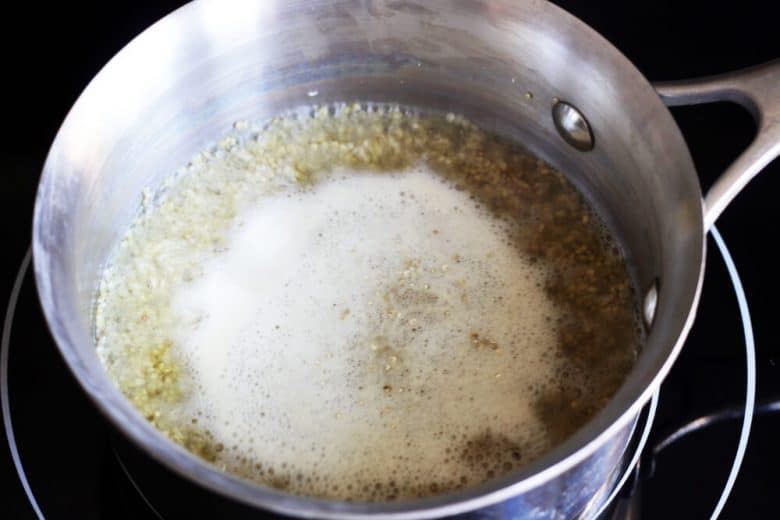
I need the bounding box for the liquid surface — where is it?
[95,104,639,501]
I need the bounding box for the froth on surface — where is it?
[171,168,563,499]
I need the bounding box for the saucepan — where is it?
[32,1,779,518]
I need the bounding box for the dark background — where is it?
[2,1,779,519]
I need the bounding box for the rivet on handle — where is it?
[552,100,594,152]
[643,279,659,330]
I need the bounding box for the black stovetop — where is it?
[2,2,779,519]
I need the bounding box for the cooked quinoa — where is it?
[95,103,638,497]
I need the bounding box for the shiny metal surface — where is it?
[552,101,595,151]
[642,279,659,330]
[655,59,780,229]
[30,1,777,518]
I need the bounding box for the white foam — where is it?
[171,166,563,498]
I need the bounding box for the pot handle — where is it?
[653,59,780,230]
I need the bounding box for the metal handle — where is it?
[654,59,780,230]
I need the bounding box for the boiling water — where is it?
[94,105,639,501]
[172,167,561,498]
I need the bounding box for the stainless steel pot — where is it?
[32,1,780,518]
